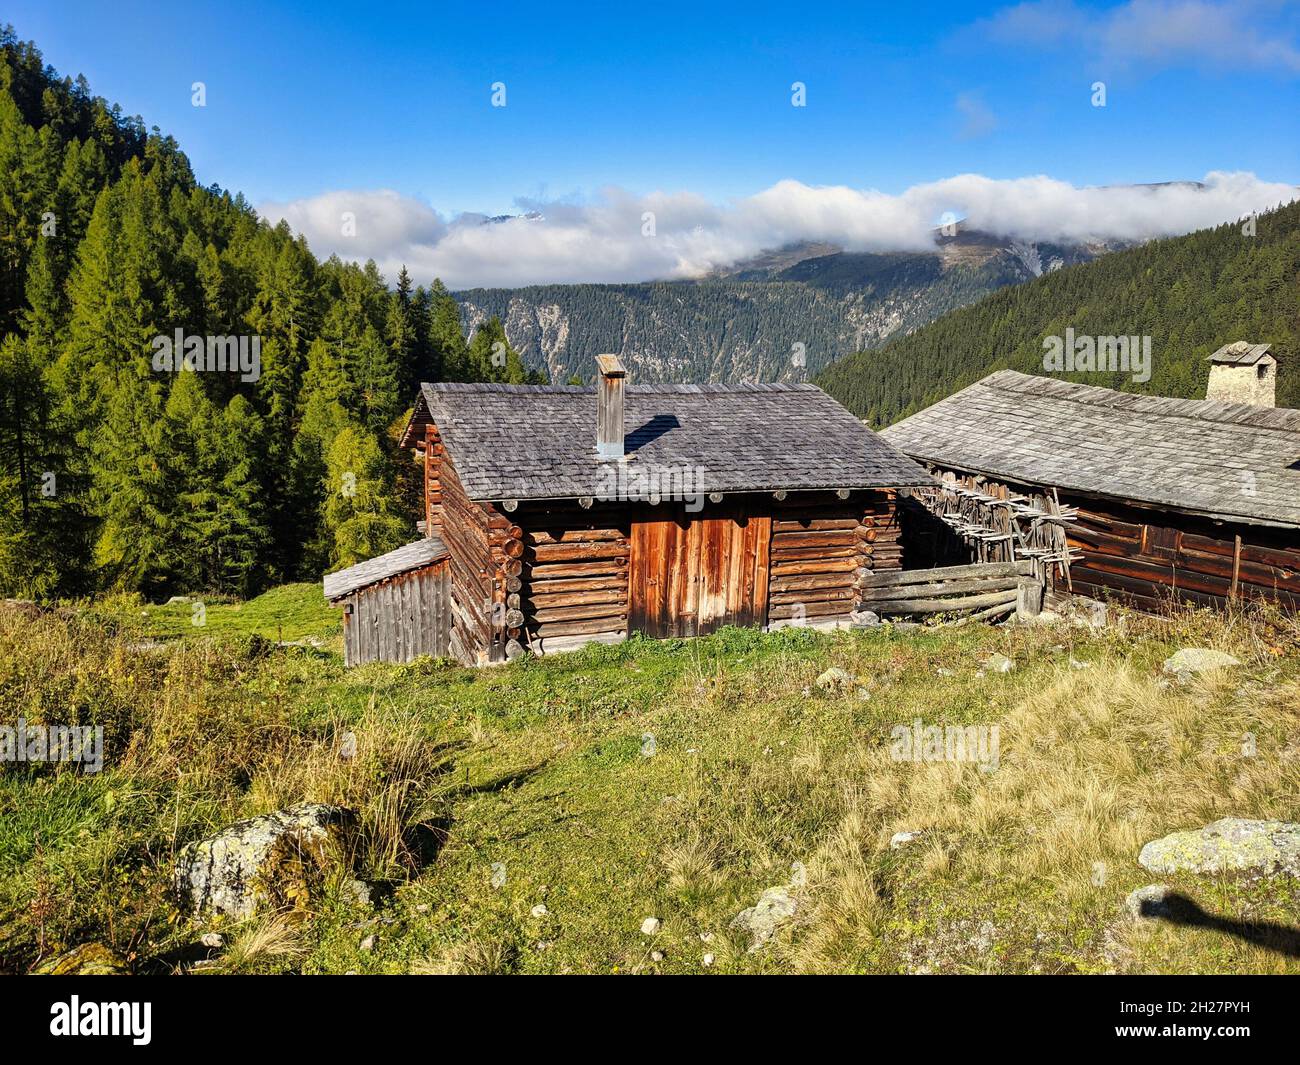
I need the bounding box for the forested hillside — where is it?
[457,232,1110,384]
[819,202,1300,425]
[0,28,540,600]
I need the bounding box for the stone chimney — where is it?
[595,353,626,459]
[1206,342,1276,407]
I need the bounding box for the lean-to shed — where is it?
[324,536,451,665]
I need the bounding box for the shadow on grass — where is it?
[1143,892,1300,959]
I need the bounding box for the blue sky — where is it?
[10,0,1299,286]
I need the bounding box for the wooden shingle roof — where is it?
[882,370,1300,528]
[323,536,449,601]
[401,382,931,502]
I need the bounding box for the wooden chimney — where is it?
[595,353,627,459]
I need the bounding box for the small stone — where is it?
[200,932,224,949]
[983,653,1014,673]
[699,931,714,942]
[531,903,549,918]
[1125,884,1176,921]
[359,934,377,952]
[851,609,881,627]
[173,802,356,920]
[731,886,799,951]
[338,731,357,761]
[415,903,430,913]
[890,830,923,849]
[1069,657,1091,670]
[936,668,955,677]
[702,953,715,967]
[650,950,664,962]
[640,917,662,935]
[33,943,127,975]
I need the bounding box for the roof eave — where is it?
[902,452,1300,531]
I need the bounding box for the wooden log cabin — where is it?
[882,358,1300,614]
[378,356,931,665]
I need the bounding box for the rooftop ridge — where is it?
[979,370,1300,434]
[421,381,822,396]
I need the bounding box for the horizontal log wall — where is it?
[425,425,498,664]
[515,501,631,654]
[1064,497,1300,613]
[767,490,899,626]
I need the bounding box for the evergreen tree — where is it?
[322,423,409,568]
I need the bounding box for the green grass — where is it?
[2,596,1298,975]
[100,583,341,645]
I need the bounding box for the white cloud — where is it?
[982,0,1300,74]
[258,172,1298,289]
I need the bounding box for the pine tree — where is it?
[427,278,467,380]
[322,422,409,568]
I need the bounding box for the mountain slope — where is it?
[456,229,1117,384]
[818,202,1300,425]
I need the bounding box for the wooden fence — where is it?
[857,559,1042,622]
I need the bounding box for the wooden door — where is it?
[629,505,771,638]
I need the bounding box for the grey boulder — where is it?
[1161,648,1241,678]
[1138,818,1300,878]
[174,802,356,919]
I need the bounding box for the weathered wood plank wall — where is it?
[340,561,450,666]
[905,461,1300,614]
[628,502,771,638]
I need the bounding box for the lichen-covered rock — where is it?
[174,802,356,919]
[33,942,127,975]
[1138,818,1300,878]
[1161,648,1241,677]
[731,886,799,951]
[815,667,854,692]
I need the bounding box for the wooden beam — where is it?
[858,560,1032,587]
[868,588,1020,615]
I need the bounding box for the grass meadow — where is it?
[2,585,1298,974]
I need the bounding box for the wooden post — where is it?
[1015,577,1044,619]
[1229,533,1242,601]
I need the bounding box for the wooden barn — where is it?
[882,361,1300,614]
[380,356,932,665]
[324,537,451,665]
